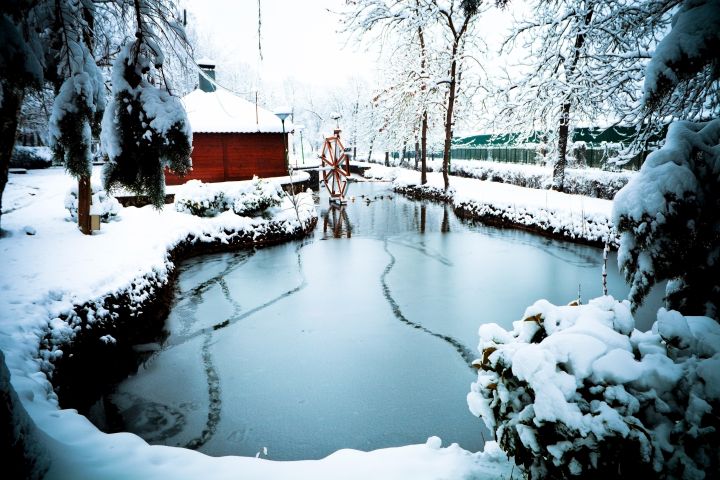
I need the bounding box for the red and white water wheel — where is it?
[320,134,350,203]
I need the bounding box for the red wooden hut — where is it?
[166,65,291,185]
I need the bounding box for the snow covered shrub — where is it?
[65,183,120,222]
[10,146,52,169]
[175,178,283,218]
[174,180,228,217]
[569,141,587,168]
[102,42,192,209]
[535,139,551,165]
[613,119,720,317]
[230,176,283,216]
[468,296,720,479]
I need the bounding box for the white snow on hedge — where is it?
[365,158,634,200]
[363,163,616,245]
[174,176,284,217]
[467,296,719,478]
[64,181,121,222]
[0,167,510,479]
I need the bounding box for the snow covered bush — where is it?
[365,158,632,200]
[175,177,283,218]
[65,183,121,222]
[102,42,192,208]
[10,146,52,169]
[468,296,720,479]
[173,180,228,217]
[230,176,284,216]
[569,141,587,168]
[613,119,720,317]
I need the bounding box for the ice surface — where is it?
[110,182,665,460]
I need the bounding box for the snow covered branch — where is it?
[613,119,720,317]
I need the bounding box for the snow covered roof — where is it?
[182,89,292,134]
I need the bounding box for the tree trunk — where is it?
[421,110,428,185]
[77,176,92,234]
[554,101,571,192]
[414,137,420,171]
[553,5,594,192]
[418,22,428,185]
[442,52,458,191]
[0,86,24,233]
[384,151,389,167]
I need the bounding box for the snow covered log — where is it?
[468,296,720,479]
[613,119,720,317]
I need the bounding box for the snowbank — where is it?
[364,158,634,200]
[364,163,616,246]
[0,167,511,479]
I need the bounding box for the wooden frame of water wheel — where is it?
[320,131,350,203]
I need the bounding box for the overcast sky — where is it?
[183,0,379,88]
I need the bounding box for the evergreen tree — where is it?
[613,0,720,318]
[0,0,191,230]
[48,0,105,181]
[102,41,191,208]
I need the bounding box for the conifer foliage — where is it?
[613,0,720,318]
[48,0,106,180]
[102,40,192,208]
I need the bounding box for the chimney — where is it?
[198,60,216,93]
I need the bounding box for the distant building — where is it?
[166,63,291,185]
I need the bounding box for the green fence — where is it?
[393,147,645,170]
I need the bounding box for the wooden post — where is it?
[78,176,92,235]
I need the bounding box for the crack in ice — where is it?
[381,239,476,367]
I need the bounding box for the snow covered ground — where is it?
[361,163,616,246]
[0,167,512,479]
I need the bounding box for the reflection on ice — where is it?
[90,181,663,461]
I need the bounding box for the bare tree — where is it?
[495,0,672,190]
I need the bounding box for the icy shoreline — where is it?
[362,163,617,247]
[0,167,512,479]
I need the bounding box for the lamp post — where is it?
[294,124,305,167]
[274,107,292,170]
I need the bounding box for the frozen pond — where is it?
[89,180,662,460]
